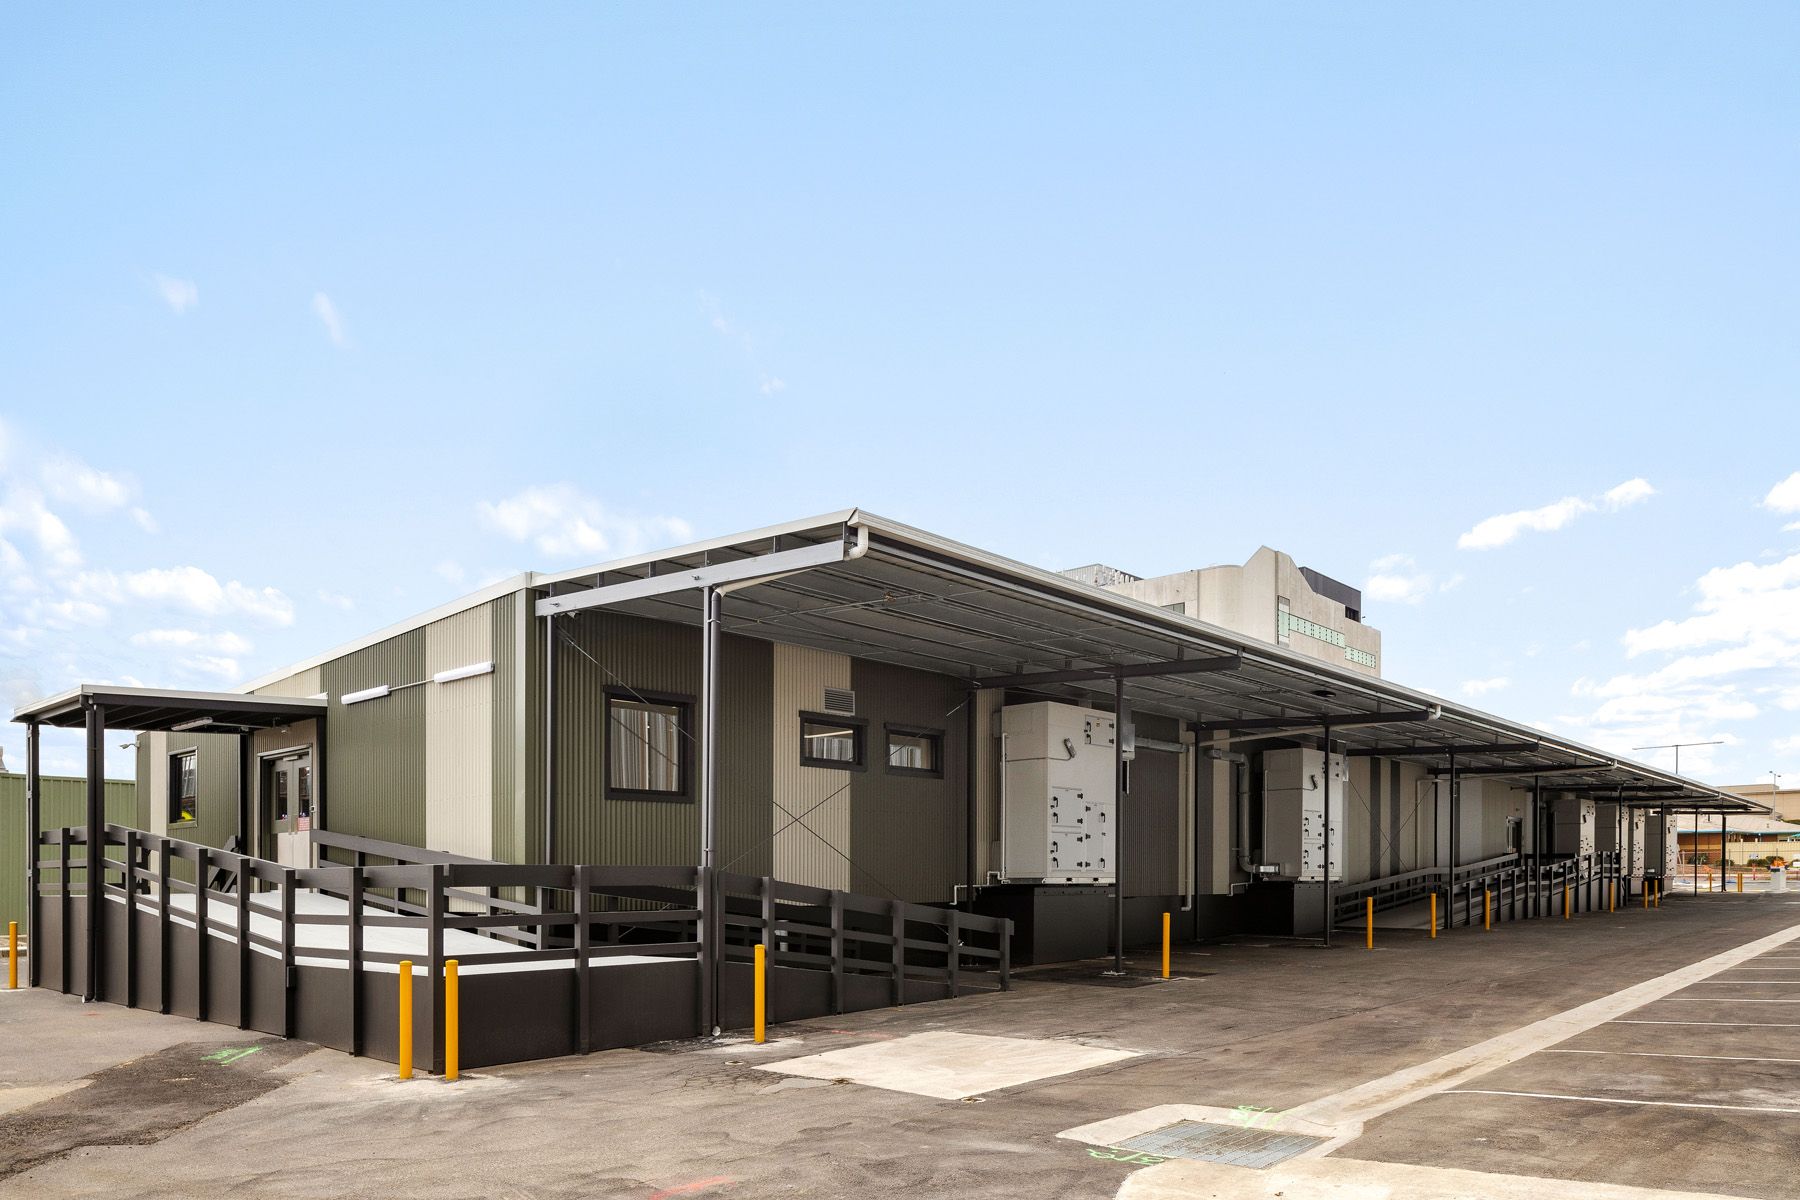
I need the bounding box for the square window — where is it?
[801,716,864,769]
[886,728,943,777]
[168,751,197,824]
[606,694,689,798]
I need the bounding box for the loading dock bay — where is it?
[2,894,1797,1199]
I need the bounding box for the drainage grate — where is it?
[1114,1121,1327,1169]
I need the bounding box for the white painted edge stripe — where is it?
[1447,1088,1800,1115]
[1616,1019,1800,1027]
[1667,998,1800,1003]
[1544,1049,1800,1065]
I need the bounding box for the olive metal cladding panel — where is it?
[425,605,493,860]
[773,644,852,892]
[551,610,773,872]
[253,667,322,699]
[1119,712,1180,897]
[846,658,967,903]
[319,627,429,846]
[152,731,244,850]
[0,773,135,930]
[490,590,531,865]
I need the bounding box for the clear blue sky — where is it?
[3,4,1798,785]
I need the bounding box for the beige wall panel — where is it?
[772,643,851,891]
[254,666,322,699]
[426,606,494,860]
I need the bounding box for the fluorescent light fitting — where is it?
[170,717,214,733]
[341,685,391,706]
[432,661,494,685]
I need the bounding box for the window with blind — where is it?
[606,694,689,798]
[885,727,943,777]
[800,716,864,770]
[169,751,197,824]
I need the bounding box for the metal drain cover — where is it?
[1115,1120,1327,1168]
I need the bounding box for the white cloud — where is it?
[181,654,241,681]
[1362,554,1460,606]
[1772,734,1800,756]
[1621,553,1800,658]
[434,560,467,585]
[477,484,692,560]
[1764,472,1800,515]
[0,488,81,569]
[130,628,253,655]
[759,376,787,396]
[41,455,132,513]
[130,507,158,534]
[77,566,295,625]
[1457,478,1655,550]
[312,292,349,347]
[316,589,355,611]
[1460,676,1511,697]
[154,274,198,314]
[1602,477,1656,510]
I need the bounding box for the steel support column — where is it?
[25,722,40,988]
[1111,673,1127,974]
[84,703,105,1002]
[699,585,722,1034]
[1719,812,1728,893]
[1322,721,1334,947]
[1446,749,1458,921]
[237,732,253,855]
[543,613,557,866]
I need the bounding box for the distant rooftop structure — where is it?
[1059,563,1141,589]
[1060,547,1381,677]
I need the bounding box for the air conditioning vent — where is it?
[822,687,857,715]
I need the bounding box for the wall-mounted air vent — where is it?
[822,687,857,715]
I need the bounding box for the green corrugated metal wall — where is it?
[550,609,774,873]
[317,626,429,846]
[1,772,136,930]
[136,730,241,851]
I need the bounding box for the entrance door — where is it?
[262,750,315,868]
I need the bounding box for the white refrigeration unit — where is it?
[1260,746,1347,882]
[999,701,1118,885]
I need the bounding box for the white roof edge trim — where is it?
[235,572,538,695]
[534,508,861,587]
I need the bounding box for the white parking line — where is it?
[1616,1019,1800,1027]
[1545,1048,1800,1065]
[1668,998,1800,1004]
[1447,1088,1800,1115]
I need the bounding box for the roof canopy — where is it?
[12,685,325,733]
[539,509,1770,816]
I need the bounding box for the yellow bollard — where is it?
[1366,897,1374,950]
[1429,892,1437,939]
[1654,878,1661,907]
[1608,882,1615,913]
[1161,912,1171,978]
[1484,890,1491,931]
[1563,885,1571,921]
[1644,881,1650,909]
[754,944,767,1044]
[398,959,414,1080]
[7,921,15,990]
[1738,872,1745,895]
[445,960,460,1082]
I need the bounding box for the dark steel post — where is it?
[25,722,40,988]
[238,733,253,857]
[1113,673,1126,972]
[83,702,105,1002]
[699,585,721,1034]
[1322,721,1334,946]
[543,611,556,866]
[1719,812,1728,893]
[313,718,328,836]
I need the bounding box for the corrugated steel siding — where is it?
[551,610,772,872]
[425,606,493,859]
[318,626,428,846]
[847,658,967,902]
[0,772,136,929]
[489,590,533,865]
[1120,712,1179,897]
[775,645,853,891]
[157,730,243,850]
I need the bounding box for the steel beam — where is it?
[534,539,851,616]
[970,653,1242,691]
[1344,741,1542,758]
[1192,707,1439,736]
[1428,762,1600,778]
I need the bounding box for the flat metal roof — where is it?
[539,509,1770,816]
[13,685,326,732]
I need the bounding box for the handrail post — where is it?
[575,863,593,1055]
[349,865,365,1056]
[428,864,446,1075]
[236,858,252,1030]
[829,890,845,1015]
[890,902,906,1007]
[196,846,211,1022]
[280,867,296,1038]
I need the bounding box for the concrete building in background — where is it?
[1723,783,1800,822]
[1065,547,1381,678]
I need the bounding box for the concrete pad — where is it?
[758,1030,1138,1099]
[1121,1154,1749,1200]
